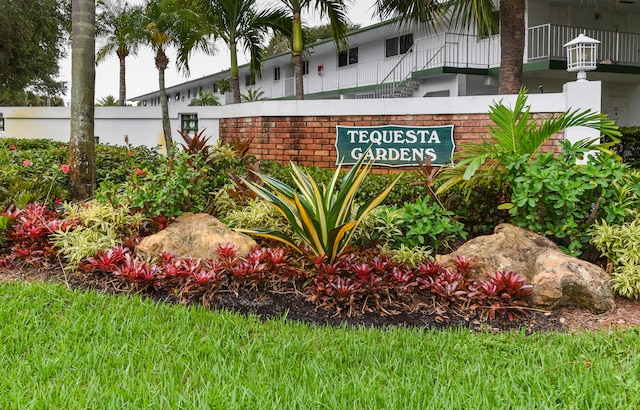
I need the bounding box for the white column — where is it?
[562,80,602,147]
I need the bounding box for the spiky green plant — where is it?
[237,154,402,262]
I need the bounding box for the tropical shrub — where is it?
[0,139,69,209]
[238,153,401,262]
[392,197,468,253]
[443,184,508,236]
[502,141,640,256]
[97,150,216,217]
[609,126,640,167]
[436,88,620,195]
[51,202,146,270]
[95,141,162,185]
[590,219,640,298]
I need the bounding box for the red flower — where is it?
[9,144,16,150]
[59,164,70,173]
[134,168,144,176]
[22,160,32,167]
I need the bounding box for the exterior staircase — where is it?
[357,43,445,99]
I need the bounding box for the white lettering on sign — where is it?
[347,129,440,145]
[351,147,437,162]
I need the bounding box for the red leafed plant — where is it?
[488,270,533,300]
[81,246,130,273]
[0,203,76,267]
[113,253,164,284]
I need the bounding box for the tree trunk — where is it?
[69,0,96,201]
[498,0,525,94]
[156,48,173,150]
[292,10,304,100]
[230,41,241,104]
[118,51,127,106]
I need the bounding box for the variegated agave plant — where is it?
[236,153,402,263]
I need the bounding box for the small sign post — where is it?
[335,124,455,167]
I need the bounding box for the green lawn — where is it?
[1,280,639,409]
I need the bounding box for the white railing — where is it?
[527,24,640,65]
[261,33,500,99]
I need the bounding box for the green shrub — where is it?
[97,150,216,217]
[502,140,640,256]
[590,219,640,298]
[443,184,508,237]
[0,139,69,209]
[608,126,640,168]
[393,197,467,253]
[95,143,162,185]
[436,89,620,195]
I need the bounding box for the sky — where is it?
[58,0,381,105]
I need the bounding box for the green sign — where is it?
[335,125,455,167]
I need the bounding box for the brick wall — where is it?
[219,113,563,170]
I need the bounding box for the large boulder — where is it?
[136,212,257,259]
[440,224,615,313]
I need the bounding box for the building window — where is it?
[175,93,180,101]
[213,82,219,93]
[385,34,414,57]
[338,47,358,67]
[303,60,309,75]
[245,74,255,86]
[274,66,281,81]
[188,89,191,98]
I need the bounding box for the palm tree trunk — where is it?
[156,47,173,149]
[118,53,127,106]
[292,10,304,100]
[498,0,525,94]
[230,41,241,104]
[69,0,96,201]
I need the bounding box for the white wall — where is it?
[0,106,221,154]
[0,81,602,152]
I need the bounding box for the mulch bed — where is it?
[3,265,640,333]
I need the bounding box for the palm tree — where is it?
[241,87,267,102]
[278,0,351,100]
[69,0,96,200]
[96,0,144,106]
[188,90,220,106]
[375,0,524,94]
[193,0,292,104]
[140,0,211,148]
[96,95,120,106]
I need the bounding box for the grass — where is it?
[1,281,640,409]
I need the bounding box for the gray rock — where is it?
[136,212,257,259]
